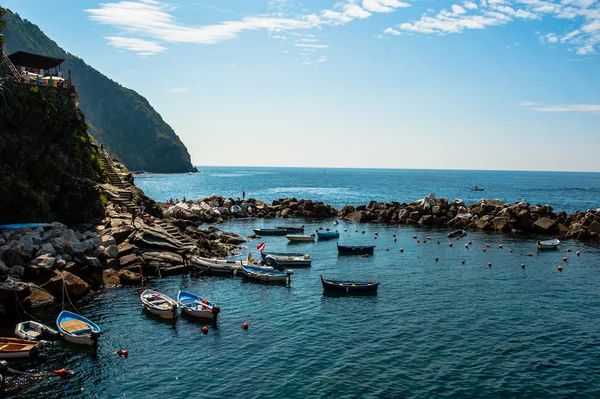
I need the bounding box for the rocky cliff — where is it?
[2,9,196,173]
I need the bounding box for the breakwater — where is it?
[164,194,600,241]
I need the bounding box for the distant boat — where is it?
[286,234,315,242]
[15,320,59,341]
[253,228,288,236]
[320,275,379,293]
[0,223,52,231]
[262,253,311,268]
[538,238,560,250]
[317,230,340,240]
[140,290,178,319]
[337,243,375,255]
[56,310,101,346]
[177,291,220,321]
[276,225,305,233]
[0,338,40,359]
[447,229,467,238]
[241,265,292,283]
[471,186,485,191]
[191,255,254,275]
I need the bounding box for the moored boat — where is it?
[320,275,379,293]
[276,225,305,233]
[337,243,375,255]
[447,229,467,238]
[177,291,221,321]
[253,228,288,236]
[0,338,40,359]
[190,256,243,275]
[286,234,315,242]
[15,320,59,341]
[140,290,178,319]
[471,186,484,191]
[241,265,292,283]
[263,253,311,268]
[538,238,560,250]
[56,310,101,346]
[317,230,340,240]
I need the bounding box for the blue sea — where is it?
[4,168,600,398]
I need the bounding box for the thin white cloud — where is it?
[363,0,410,13]
[464,1,479,9]
[169,87,189,94]
[384,27,402,35]
[532,104,600,112]
[294,43,330,48]
[520,101,539,106]
[105,36,167,55]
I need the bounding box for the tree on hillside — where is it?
[0,7,6,47]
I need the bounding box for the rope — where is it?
[7,367,56,377]
[14,292,44,324]
[63,283,81,314]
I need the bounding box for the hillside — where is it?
[2,9,196,173]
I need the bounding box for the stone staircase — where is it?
[154,219,195,253]
[98,150,137,212]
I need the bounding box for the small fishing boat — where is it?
[262,253,311,268]
[177,291,221,321]
[261,251,306,258]
[317,230,340,240]
[320,275,379,293]
[538,238,560,250]
[56,311,101,346]
[337,243,375,255]
[241,265,292,283]
[140,290,178,319]
[447,229,467,238]
[0,338,40,359]
[471,186,484,191]
[253,228,288,236]
[286,234,315,242]
[190,256,243,275]
[14,320,60,341]
[276,225,304,233]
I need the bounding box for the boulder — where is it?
[3,241,25,266]
[118,269,143,284]
[533,217,557,232]
[8,265,25,278]
[418,215,434,225]
[348,210,369,223]
[141,251,183,266]
[41,229,61,242]
[104,245,119,259]
[118,242,136,257]
[23,284,55,308]
[102,269,121,286]
[0,278,31,300]
[49,230,87,256]
[492,217,511,231]
[120,253,143,269]
[0,259,8,275]
[409,211,420,221]
[588,221,600,234]
[30,254,57,270]
[35,242,56,257]
[84,256,103,269]
[46,271,91,298]
[101,235,117,247]
[102,225,134,245]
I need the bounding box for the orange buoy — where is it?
[400,248,404,252]
[118,349,129,357]
[448,242,453,247]
[435,257,439,262]
[364,254,369,258]
[242,323,249,330]
[509,249,513,253]
[461,259,465,264]
[576,251,581,256]
[521,263,525,269]
[558,265,563,271]
[528,253,533,257]
[486,244,490,248]
[55,369,72,377]
[499,244,503,249]
[563,256,567,262]
[482,248,486,252]
[202,327,209,334]
[488,262,492,267]
[566,248,571,252]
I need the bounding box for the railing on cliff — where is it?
[0,48,21,81]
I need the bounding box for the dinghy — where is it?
[263,253,311,268]
[56,310,101,346]
[538,238,560,250]
[191,256,242,275]
[253,228,288,236]
[141,290,178,319]
[320,275,379,293]
[15,320,59,341]
[337,243,375,255]
[447,229,467,238]
[286,234,315,242]
[317,230,340,240]
[276,225,305,233]
[177,291,221,321]
[0,338,40,359]
[241,265,292,283]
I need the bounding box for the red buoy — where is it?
[319,226,323,230]
[413,235,417,239]
[374,236,378,240]
[355,229,358,232]
[456,236,460,240]
[242,323,249,330]
[576,251,581,256]
[362,230,365,234]
[448,242,453,247]
[486,244,490,248]
[528,253,533,257]
[435,257,439,262]
[375,232,378,235]
[461,260,465,264]
[55,369,72,377]
[417,239,420,243]
[202,327,209,334]
[566,248,571,252]
[488,262,492,267]
[521,263,525,269]
[509,249,513,253]
[437,241,440,245]
[482,248,486,252]
[364,254,369,258]
[563,256,567,262]
[558,265,563,271]
[118,349,129,357]
[427,236,431,240]
[394,238,397,242]
[393,234,396,237]
[344,228,347,232]
[400,248,404,252]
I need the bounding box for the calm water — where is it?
[4,168,600,398]
[135,167,600,213]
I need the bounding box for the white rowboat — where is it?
[141,290,178,319]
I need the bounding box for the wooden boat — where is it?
[317,230,340,240]
[320,275,379,293]
[253,228,288,236]
[140,290,178,319]
[14,320,59,341]
[447,229,467,238]
[276,225,304,233]
[241,265,292,283]
[337,243,375,255]
[190,256,242,275]
[286,234,315,242]
[177,291,221,321]
[0,338,40,359]
[262,253,311,268]
[56,310,101,346]
[471,186,484,191]
[538,238,560,250]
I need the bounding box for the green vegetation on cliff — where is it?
[2,9,196,173]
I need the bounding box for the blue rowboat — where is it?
[241,265,292,283]
[276,225,304,233]
[317,230,340,240]
[253,228,288,236]
[177,291,220,321]
[320,275,379,293]
[56,310,101,346]
[337,243,375,255]
[538,238,560,250]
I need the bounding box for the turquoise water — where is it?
[4,168,600,398]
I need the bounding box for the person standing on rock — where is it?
[131,208,136,226]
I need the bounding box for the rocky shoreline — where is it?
[165,193,600,240]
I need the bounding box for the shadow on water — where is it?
[140,309,178,330]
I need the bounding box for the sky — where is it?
[4,0,600,171]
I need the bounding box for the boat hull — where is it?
[337,244,375,255]
[141,290,178,319]
[538,239,560,250]
[56,310,101,347]
[177,291,218,320]
[264,255,311,267]
[15,320,60,341]
[276,226,304,233]
[317,231,340,240]
[0,338,40,359]
[321,275,379,293]
[191,257,238,275]
[241,265,290,283]
[286,234,315,242]
[253,228,288,236]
